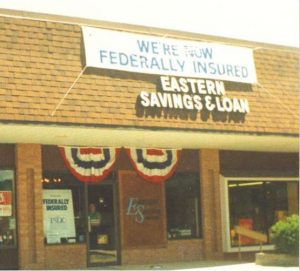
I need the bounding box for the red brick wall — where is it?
[16,144,88,269]
[16,144,45,269]
[122,239,204,265]
[44,244,87,269]
[199,149,223,259]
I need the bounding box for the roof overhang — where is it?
[0,123,298,152]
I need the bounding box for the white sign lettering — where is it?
[139,76,250,113]
[82,26,257,84]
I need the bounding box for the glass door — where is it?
[87,181,119,266]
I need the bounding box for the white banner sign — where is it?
[43,189,76,244]
[82,26,257,84]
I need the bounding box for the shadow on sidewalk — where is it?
[90,260,250,270]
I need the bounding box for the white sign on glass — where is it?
[43,189,76,244]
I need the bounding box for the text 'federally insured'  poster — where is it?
[43,189,76,244]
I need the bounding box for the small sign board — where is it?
[43,189,76,244]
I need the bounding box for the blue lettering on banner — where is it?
[136,40,153,54]
[137,40,180,57]
[99,48,250,79]
[136,40,212,59]
[193,61,249,78]
[183,45,213,59]
[99,50,186,72]
[83,26,257,83]
[99,50,107,63]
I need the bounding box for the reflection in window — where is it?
[228,180,299,247]
[0,170,16,247]
[166,172,201,240]
[42,172,85,245]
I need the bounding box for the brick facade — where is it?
[0,9,298,270]
[122,239,204,265]
[15,144,86,269]
[44,244,87,269]
[121,149,223,265]
[0,143,297,269]
[16,144,45,269]
[11,145,224,269]
[200,149,223,259]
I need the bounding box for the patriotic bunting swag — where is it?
[125,148,181,184]
[59,146,120,182]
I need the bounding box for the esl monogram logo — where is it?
[126,197,161,224]
[126,198,145,224]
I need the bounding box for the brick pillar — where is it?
[16,144,45,269]
[199,149,223,259]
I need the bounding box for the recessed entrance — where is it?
[87,180,119,266]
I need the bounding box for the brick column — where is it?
[199,149,223,259]
[16,144,45,269]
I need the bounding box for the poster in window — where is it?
[0,191,12,217]
[43,189,76,244]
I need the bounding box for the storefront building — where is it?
[0,9,298,270]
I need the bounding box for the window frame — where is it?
[42,171,86,246]
[165,171,201,240]
[220,176,298,252]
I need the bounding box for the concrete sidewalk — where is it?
[99,261,299,270]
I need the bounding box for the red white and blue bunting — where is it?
[125,148,181,184]
[59,146,120,182]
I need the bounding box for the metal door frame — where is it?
[85,176,121,267]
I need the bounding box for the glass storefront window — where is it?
[42,172,85,245]
[165,172,201,240]
[228,180,299,247]
[0,170,16,247]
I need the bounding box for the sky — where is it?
[0,0,298,47]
